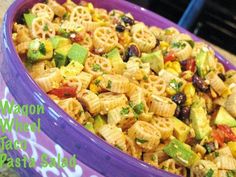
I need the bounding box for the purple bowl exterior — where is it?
[1,0,235,177]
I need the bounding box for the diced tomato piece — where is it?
[217,125,236,142]
[185,58,196,72]
[212,129,224,146]
[164,52,175,63]
[48,86,77,98]
[70,33,84,43]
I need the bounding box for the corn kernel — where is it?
[228,142,236,158]
[160,41,169,50]
[210,88,217,98]
[89,84,99,94]
[166,68,179,76]
[181,71,194,81]
[184,83,195,106]
[172,61,182,74]
[164,61,172,69]
[184,83,195,97]
[166,86,177,95]
[87,3,94,11]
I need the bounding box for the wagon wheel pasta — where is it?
[149,95,177,117]
[160,159,187,177]
[143,151,159,168]
[62,0,77,12]
[99,124,127,151]
[141,75,166,97]
[60,20,84,33]
[34,68,62,92]
[225,92,236,117]
[47,0,67,17]
[132,28,156,52]
[93,27,118,53]
[100,74,130,93]
[128,121,161,152]
[57,98,86,124]
[32,3,54,21]
[84,54,112,76]
[152,117,174,140]
[16,41,30,55]
[108,106,135,130]
[79,33,93,50]
[206,71,227,96]
[125,135,142,159]
[32,17,55,39]
[70,6,92,24]
[13,1,236,176]
[190,160,218,177]
[77,89,100,115]
[99,92,128,115]
[170,41,192,61]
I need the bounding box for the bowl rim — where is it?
[2,0,236,177]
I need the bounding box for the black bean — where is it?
[115,24,125,32]
[121,16,134,25]
[192,74,209,92]
[172,92,186,105]
[204,142,216,154]
[124,44,141,62]
[218,73,226,81]
[180,106,190,120]
[180,60,187,71]
[174,106,181,118]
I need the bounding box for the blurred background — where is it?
[127,0,236,55]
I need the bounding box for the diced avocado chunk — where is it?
[163,138,200,167]
[173,118,190,142]
[94,115,106,132]
[67,44,88,65]
[141,50,164,74]
[50,36,71,49]
[24,13,36,28]
[27,39,53,63]
[54,44,72,67]
[190,97,211,140]
[196,47,217,79]
[106,48,125,74]
[215,107,236,127]
[84,122,95,134]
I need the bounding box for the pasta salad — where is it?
[12,0,236,176]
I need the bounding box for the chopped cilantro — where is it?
[43,24,49,31]
[172,42,186,49]
[205,144,212,154]
[94,79,101,86]
[115,144,123,150]
[129,101,134,108]
[107,80,112,89]
[213,151,219,157]
[151,155,156,161]
[92,64,101,72]
[185,40,195,48]
[59,29,71,38]
[62,13,69,20]
[39,43,46,55]
[135,138,148,144]
[169,79,183,92]
[143,75,148,81]
[133,102,144,115]
[205,169,214,177]
[120,107,130,115]
[227,170,236,177]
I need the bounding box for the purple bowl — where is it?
[1,0,235,177]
